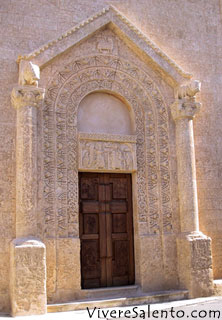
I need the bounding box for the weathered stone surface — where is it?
[0,0,220,315]
[79,135,137,172]
[177,232,214,298]
[10,238,47,316]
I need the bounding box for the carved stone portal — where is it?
[10,5,214,316]
[79,133,137,172]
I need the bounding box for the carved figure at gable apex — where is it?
[97,35,113,54]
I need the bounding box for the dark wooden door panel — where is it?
[81,240,100,288]
[79,172,134,289]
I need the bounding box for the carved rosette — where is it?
[12,85,45,238]
[42,55,173,237]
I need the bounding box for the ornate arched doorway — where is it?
[10,6,213,316]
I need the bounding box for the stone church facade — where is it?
[0,0,222,316]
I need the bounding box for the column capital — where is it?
[11,85,45,109]
[171,80,201,121]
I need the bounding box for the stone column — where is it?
[171,81,213,298]
[10,61,47,316]
[12,85,44,238]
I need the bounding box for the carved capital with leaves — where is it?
[11,86,45,109]
[171,80,201,121]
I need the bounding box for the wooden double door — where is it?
[79,173,135,289]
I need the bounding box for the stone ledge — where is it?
[47,290,188,313]
[214,280,222,296]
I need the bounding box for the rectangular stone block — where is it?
[140,235,165,291]
[10,238,46,316]
[57,238,81,293]
[177,232,213,298]
[45,239,56,302]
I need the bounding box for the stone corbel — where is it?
[171,80,213,298]
[10,60,46,316]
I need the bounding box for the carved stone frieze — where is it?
[79,139,137,172]
[42,54,173,237]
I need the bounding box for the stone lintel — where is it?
[79,137,137,172]
[10,238,47,316]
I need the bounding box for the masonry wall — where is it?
[0,0,221,312]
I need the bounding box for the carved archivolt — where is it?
[41,55,173,238]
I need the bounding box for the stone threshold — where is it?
[47,289,188,313]
[81,285,139,299]
[214,279,222,295]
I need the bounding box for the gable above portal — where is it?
[17,6,192,87]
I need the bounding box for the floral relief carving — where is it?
[42,54,173,237]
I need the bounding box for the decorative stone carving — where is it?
[170,79,201,233]
[42,54,173,236]
[171,80,201,121]
[11,85,45,238]
[176,80,201,99]
[17,6,191,87]
[18,60,40,87]
[177,232,213,298]
[171,81,213,297]
[10,239,47,316]
[79,138,137,172]
[10,64,47,316]
[11,86,45,109]
[97,35,113,53]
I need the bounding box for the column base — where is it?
[10,238,47,316]
[177,232,214,298]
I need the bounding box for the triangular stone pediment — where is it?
[18,6,192,86]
